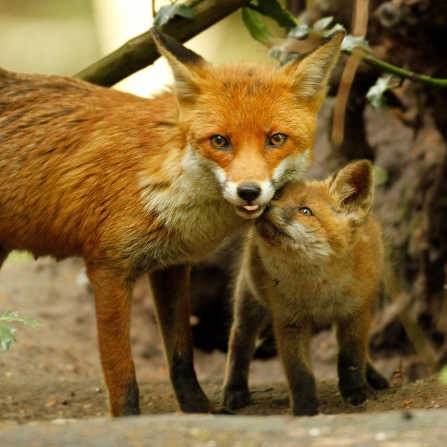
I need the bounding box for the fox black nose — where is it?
[237,183,261,202]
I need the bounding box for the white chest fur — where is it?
[139,147,249,266]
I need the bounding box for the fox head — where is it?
[151,28,344,219]
[255,160,375,258]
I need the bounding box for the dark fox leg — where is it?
[150,264,216,413]
[273,318,319,416]
[336,307,373,406]
[222,278,269,409]
[366,362,389,390]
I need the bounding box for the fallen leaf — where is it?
[45,396,58,407]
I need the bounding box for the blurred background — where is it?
[0,0,278,95]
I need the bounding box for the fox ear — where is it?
[282,30,345,107]
[328,160,374,225]
[151,28,209,104]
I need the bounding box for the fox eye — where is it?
[268,133,287,147]
[298,207,313,216]
[210,135,229,149]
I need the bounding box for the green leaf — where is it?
[242,7,274,46]
[374,166,389,185]
[341,34,371,52]
[288,23,311,40]
[440,365,447,387]
[252,0,297,27]
[269,46,283,59]
[321,23,345,37]
[1,309,14,319]
[1,310,42,329]
[366,75,399,108]
[313,16,334,32]
[0,324,16,354]
[153,3,194,28]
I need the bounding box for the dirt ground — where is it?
[0,256,446,425]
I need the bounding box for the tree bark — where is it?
[75,0,252,87]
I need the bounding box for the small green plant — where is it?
[0,310,42,354]
[153,0,194,28]
[240,0,447,108]
[441,365,447,387]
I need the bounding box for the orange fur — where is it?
[0,29,343,416]
[223,160,389,416]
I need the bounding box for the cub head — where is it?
[151,28,344,219]
[256,160,375,257]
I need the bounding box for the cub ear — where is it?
[282,30,345,108]
[151,28,210,104]
[328,160,374,225]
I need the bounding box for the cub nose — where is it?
[237,183,261,203]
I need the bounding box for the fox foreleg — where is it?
[222,279,269,410]
[336,306,376,406]
[149,264,218,413]
[87,265,140,416]
[273,319,319,416]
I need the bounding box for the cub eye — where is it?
[298,207,313,216]
[269,133,287,147]
[210,135,229,149]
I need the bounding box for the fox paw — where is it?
[366,363,390,390]
[221,387,251,410]
[341,386,373,406]
[211,406,235,415]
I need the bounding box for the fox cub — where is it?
[0,28,344,416]
[222,160,389,416]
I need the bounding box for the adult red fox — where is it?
[0,28,343,416]
[222,160,389,416]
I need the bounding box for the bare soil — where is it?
[0,256,446,425]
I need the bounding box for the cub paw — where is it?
[366,370,390,390]
[292,396,320,416]
[366,364,390,390]
[368,374,389,390]
[211,406,236,415]
[292,403,320,417]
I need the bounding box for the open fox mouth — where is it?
[236,204,264,218]
[242,204,260,212]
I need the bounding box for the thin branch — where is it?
[75,0,447,89]
[152,0,156,19]
[346,48,447,87]
[332,0,369,145]
[75,0,252,87]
